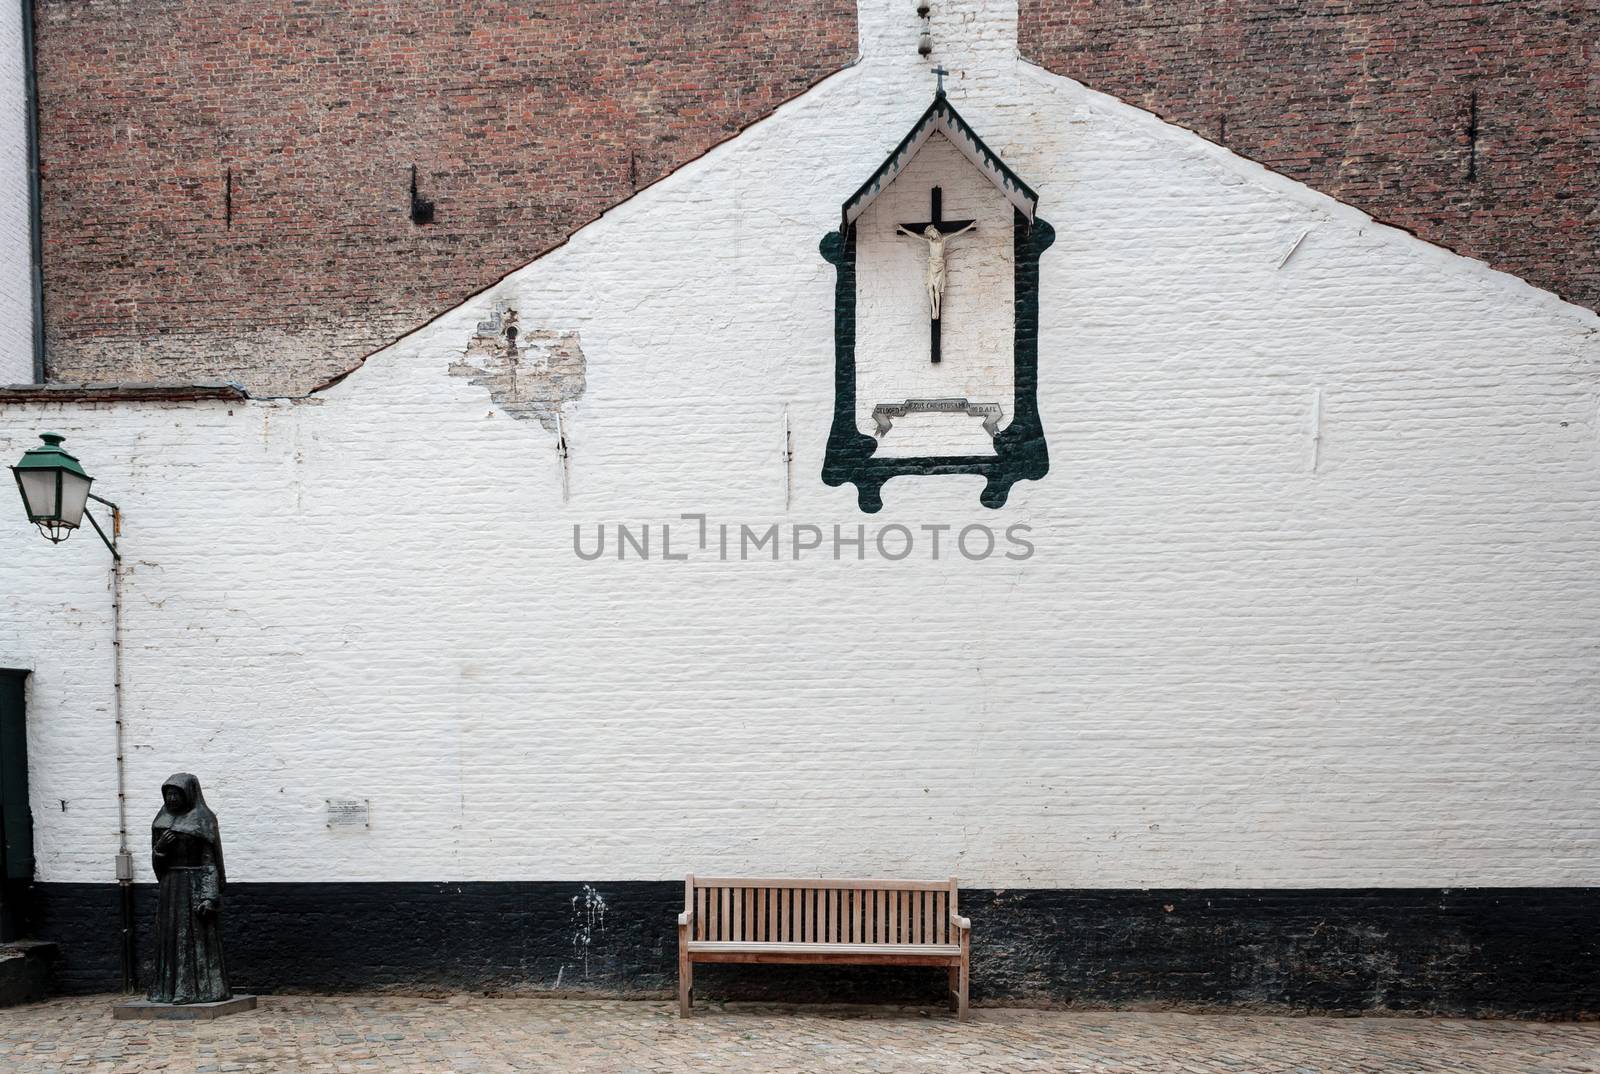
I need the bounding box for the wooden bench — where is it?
[676,875,971,1019]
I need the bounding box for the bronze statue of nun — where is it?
[148,773,231,1004]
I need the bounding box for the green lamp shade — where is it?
[11,433,94,542]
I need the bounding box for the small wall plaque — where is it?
[325,798,370,829]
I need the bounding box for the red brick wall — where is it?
[34,2,1595,392]
[1020,0,1597,314]
[34,1,856,393]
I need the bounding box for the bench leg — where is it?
[952,952,970,1022]
[678,943,692,1017]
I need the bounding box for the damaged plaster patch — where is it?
[448,302,585,431]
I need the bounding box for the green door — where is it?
[0,669,32,941]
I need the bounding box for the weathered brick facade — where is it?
[32,0,856,394]
[30,1,1596,394]
[1019,0,1597,317]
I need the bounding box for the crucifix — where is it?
[897,185,974,363]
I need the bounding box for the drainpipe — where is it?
[86,495,134,989]
[110,531,134,991]
[21,0,45,383]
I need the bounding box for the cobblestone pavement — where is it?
[2,995,1596,1074]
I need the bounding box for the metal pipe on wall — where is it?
[21,0,45,383]
[111,545,134,990]
[88,495,134,989]
[104,504,134,989]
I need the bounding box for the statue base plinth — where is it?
[113,995,257,1020]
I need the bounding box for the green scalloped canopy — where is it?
[840,91,1038,234]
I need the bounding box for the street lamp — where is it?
[10,433,118,555]
[9,431,133,990]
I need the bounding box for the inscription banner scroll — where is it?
[872,398,1003,437]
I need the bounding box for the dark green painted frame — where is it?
[820,210,1055,512]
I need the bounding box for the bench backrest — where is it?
[685,876,959,946]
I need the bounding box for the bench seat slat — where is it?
[688,942,960,956]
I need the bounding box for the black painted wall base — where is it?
[28,883,1599,1017]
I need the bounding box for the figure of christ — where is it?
[897,220,976,321]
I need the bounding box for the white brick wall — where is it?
[2,0,1597,889]
[0,0,34,384]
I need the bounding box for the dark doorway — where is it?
[0,669,33,941]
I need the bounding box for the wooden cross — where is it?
[898,185,974,364]
[933,65,949,95]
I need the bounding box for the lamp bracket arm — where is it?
[83,503,120,560]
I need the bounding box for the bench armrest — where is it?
[677,910,694,928]
[950,913,971,931]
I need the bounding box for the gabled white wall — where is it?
[2,0,1597,889]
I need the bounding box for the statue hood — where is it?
[152,772,225,886]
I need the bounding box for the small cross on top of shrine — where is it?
[932,65,949,96]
